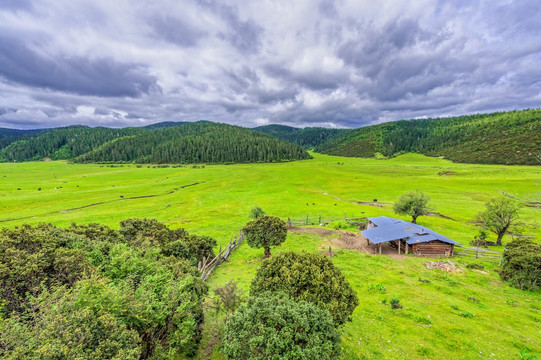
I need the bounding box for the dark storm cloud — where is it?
[0,36,160,97]
[0,0,33,11]
[198,1,263,53]
[149,15,207,47]
[0,0,540,129]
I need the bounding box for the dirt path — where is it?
[289,226,410,257]
[289,226,373,253]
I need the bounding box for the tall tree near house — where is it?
[474,196,522,246]
[393,190,431,224]
[242,215,287,258]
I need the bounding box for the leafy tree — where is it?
[393,190,431,224]
[0,284,141,360]
[222,292,341,360]
[182,234,217,263]
[248,206,265,219]
[119,218,177,247]
[474,196,522,246]
[250,251,358,325]
[0,220,210,358]
[0,223,91,313]
[499,239,541,291]
[242,216,287,258]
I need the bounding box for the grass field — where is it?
[1,153,540,359]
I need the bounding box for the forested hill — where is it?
[0,126,144,162]
[314,109,541,165]
[253,124,349,149]
[74,121,311,163]
[0,127,46,149]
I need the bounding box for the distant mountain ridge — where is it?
[253,124,349,149]
[314,109,541,165]
[1,109,539,165]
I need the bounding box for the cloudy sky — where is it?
[0,0,540,129]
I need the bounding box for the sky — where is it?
[0,0,540,129]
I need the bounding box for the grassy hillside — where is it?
[254,124,349,149]
[0,153,539,359]
[74,121,311,163]
[314,109,541,165]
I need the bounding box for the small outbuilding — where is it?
[361,216,459,257]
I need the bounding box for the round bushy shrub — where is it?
[250,251,358,325]
[499,239,541,291]
[222,292,341,360]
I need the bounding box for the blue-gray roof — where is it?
[362,217,459,245]
[367,216,400,227]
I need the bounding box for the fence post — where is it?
[306,214,308,225]
[319,215,322,224]
[287,217,292,227]
[344,213,347,220]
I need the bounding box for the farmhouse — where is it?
[361,216,459,257]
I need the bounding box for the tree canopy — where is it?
[0,122,311,164]
[0,220,210,359]
[314,109,541,165]
[222,292,341,360]
[393,190,431,224]
[242,215,288,258]
[250,251,358,325]
[473,196,522,246]
[499,239,541,291]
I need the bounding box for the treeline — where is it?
[0,122,311,164]
[254,124,349,149]
[0,127,46,149]
[0,126,144,162]
[0,219,216,359]
[74,122,311,164]
[314,109,541,165]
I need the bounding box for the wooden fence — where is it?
[198,231,245,281]
[454,246,502,262]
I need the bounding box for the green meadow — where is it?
[1,153,540,359]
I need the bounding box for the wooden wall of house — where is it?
[411,240,454,257]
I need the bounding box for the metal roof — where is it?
[362,217,459,245]
[367,216,400,227]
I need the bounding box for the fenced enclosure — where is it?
[199,231,245,281]
[286,214,368,228]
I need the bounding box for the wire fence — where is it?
[286,214,368,228]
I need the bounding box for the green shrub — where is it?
[390,296,402,309]
[499,239,541,291]
[0,284,141,360]
[248,206,265,219]
[458,311,475,318]
[222,292,341,360]
[0,224,92,313]
[466,263,485,270]
[368,283,387,293]
[328,220,350,230]
[250,251,358,325]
